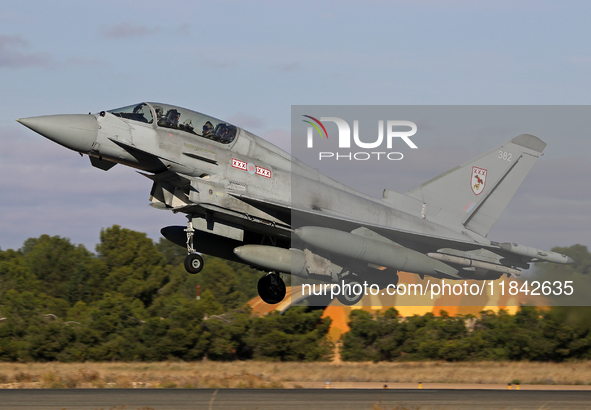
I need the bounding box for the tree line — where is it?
[342,306,591,362]
[0,226,588,362]
[0,226,331,362]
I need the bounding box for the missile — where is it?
[294,226,459,278]
[427,252,521,277]
[499,242,574,264]
[233,245,308,278]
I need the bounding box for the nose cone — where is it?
[17,114,98,154]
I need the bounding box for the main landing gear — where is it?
[180,217,286,304]
[184,219,204,274]
[336,278,364,306]
[257,272,286,304]
[335,270,399,306]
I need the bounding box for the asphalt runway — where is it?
[1,388,590,410]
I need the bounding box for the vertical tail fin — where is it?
[404,134,546,237]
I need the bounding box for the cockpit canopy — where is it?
[107,102,238,144]
[108,103,153,124]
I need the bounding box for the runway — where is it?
[1,389,591,410]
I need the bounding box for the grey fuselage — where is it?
[17,102,572,286]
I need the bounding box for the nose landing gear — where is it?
[184,218,204,274]
[257,273,286,304]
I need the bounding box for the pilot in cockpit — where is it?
[154,106,163,119]
[202,121,214,137]
[165,109,180,127]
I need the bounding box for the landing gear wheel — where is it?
[184,253,204,274]
[336,279,364,306]
[257,273,287,304]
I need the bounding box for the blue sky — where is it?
[1,1,590,252]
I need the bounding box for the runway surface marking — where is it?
[1,388,591,410]
[209,388,218,410]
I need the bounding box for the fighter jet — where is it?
[17,103,574,305]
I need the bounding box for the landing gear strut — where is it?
[184,218,203,274]
[257,273,286,304]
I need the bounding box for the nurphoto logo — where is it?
[303,115,418,161]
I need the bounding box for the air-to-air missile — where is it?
[499,242,574,264]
